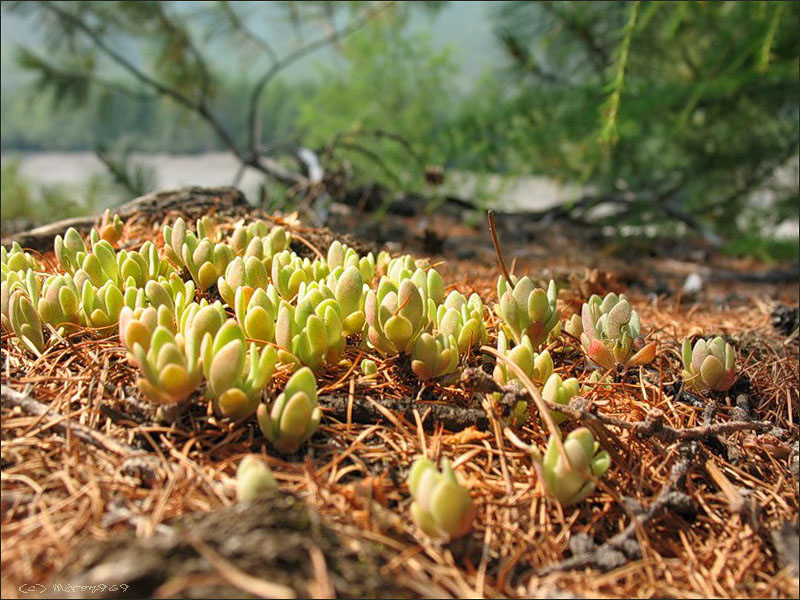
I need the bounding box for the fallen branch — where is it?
[1,385,139,456]
[319,393,488,431]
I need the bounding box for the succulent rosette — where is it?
[681,336,736,392]
[536,427,610,506]
[495,276,560,348]
[257,367,322,453]
[407,458,476,541]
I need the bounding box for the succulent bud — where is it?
[234,286,278,345]
[236,455,277,501]
[326,240,376,283]
[54,227,88,273]
[361,358,378,376]
[1,242,41,277]
[436,291,487,355]
[579,293,655,370]
[2,269,40,332]
[91,209,123,245]
[80,279,125,332]
[257,367,322,453]
[365,278,426,355]
[9,288,45,355]
[681,336,736,392]
[201,319,278,419]
[411,332,459,381]
[495,276,560,348]
[117,241,175,289]
[275,284,345,372]
[37,274,82,331]
[564,313,583,338]
[537,427,610,506]
[119,305,176,356]
[407,458,475,540]
[541,373,580,424]
[218,255,269,306]
[183,238,234,291]
[493,331,554,423]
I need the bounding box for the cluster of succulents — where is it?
[407,457,476,541]
[3,210,745,529]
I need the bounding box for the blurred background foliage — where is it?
[1,1,798,260]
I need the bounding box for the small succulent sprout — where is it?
[119,305,177,356]
[241,226,292,269]
[582,370,613,394]
[1,242,41,278]
[579,292,655,370]
[270,250,309,300]
[179,301,228,366]
[236,455,277,501]
[275,286,346,371]
[564,313,583,338]
[493,331,554,423]
[196,215,220,242]
[495,276,560,348]
[37,274,82,331]
[407,458,476,541]
[2,269,41,331]
[541,373,580,424]
[411,332,459,381]
[144,274,195,317]
[69,239,122,289]
[231,220,269,254]
[117,241,175,288]
[361,358,378,376]
[54,227,88,273]
[8,288,45,355]
[537,427,610,506]
[218,255,269,306]
[80,279,125,332]
[365,278,426,355]
[681,336,736,392]
[327,240,376,283]
[162,217,191,268]
[91,209,124,245]
[201,319,278,419]
[234,286,278,345]
[131,324,202,406]
[183,238,234,291]
[257,366,322,453]
[436,290,487,354]
[331,265,366,335]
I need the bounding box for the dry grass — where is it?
[1,208,798,599]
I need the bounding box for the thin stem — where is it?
[487,210,514,289]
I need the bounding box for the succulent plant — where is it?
[257,367,322,453]
[8,288,45,355]
[129,323,202,407]
[37,274,82,331]
[493,331,554,423]
[143,274,195,316]
[116,241,175,289]
[1,242,41,278]
[63,237,120,288]
[365,278,426,355]
[54,227,88,273]
[232,222,290,260]
[236,455,277,501]
[681,336,736,393]
[411,332,459,381]
[541,373,580,424]
[90,209,123,245]
[582,370,613,394]
[579,293,655,370]
[407,458,476,541]
[183,238,235,291]
[361,358,378,376]
[274,285,346,371]
[80,280,125,331]
[201,319,278,419]
[119,305,177,355]
[536,427,610,506]
[218,255,269,306]
[329,266,366,335]
[435,290,488,355]
[564,313,583,338]
[1,269,40,332]
[495,276,560,348]
[234,286,278,345]
[326,240,376,283]
[386,255,446,307]
[270,250,330,300]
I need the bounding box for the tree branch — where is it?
[246,1,395,157]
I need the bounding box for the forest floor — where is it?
[1,189,798,599]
